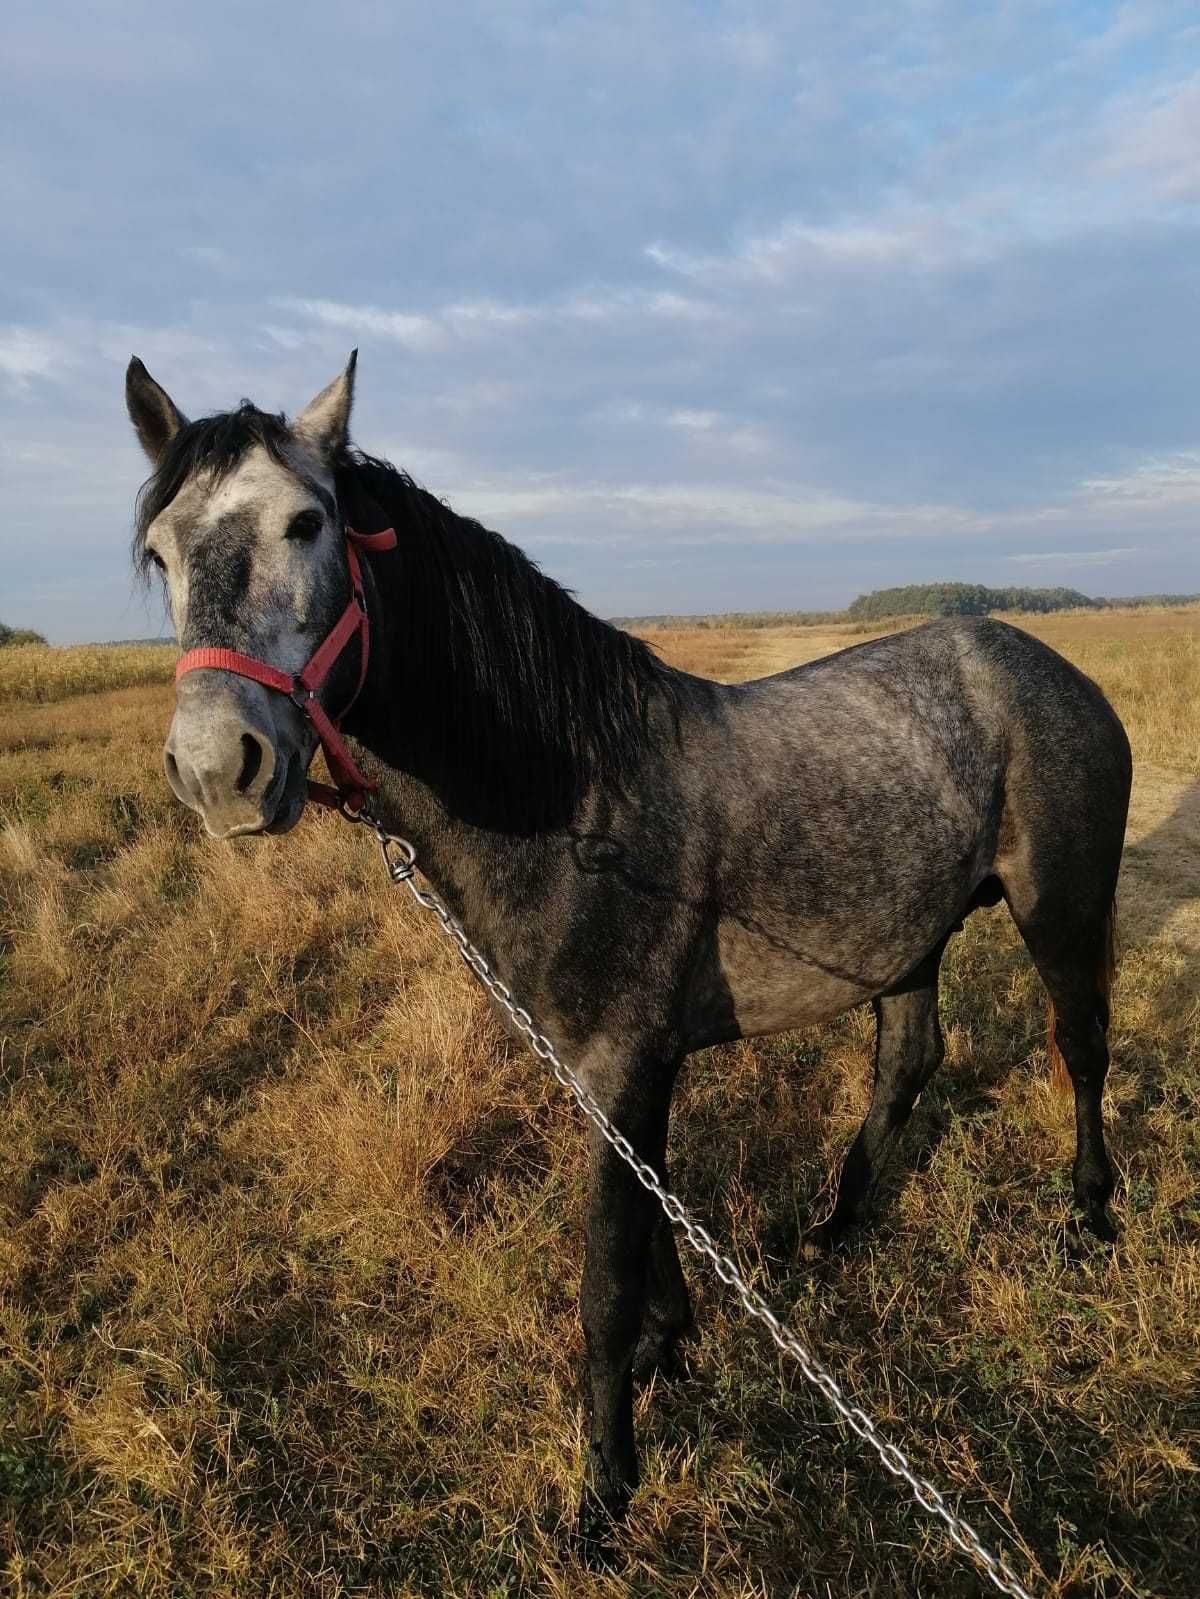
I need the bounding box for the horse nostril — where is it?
[165,749,181,785]
[236,732,265,793]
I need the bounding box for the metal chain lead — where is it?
[358,811,1034,1599]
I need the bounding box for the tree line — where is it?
[847,582,1200,621]
[0,621,47,647]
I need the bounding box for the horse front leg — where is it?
[576,1052,677,1554]
[632,1207,693,1383]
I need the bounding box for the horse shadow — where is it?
[1116,773,1200,948]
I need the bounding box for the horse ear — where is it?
[293,350,357,464]
[126,357,187,464]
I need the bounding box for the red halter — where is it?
[174,524,398,814]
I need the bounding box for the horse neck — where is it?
[341,469,674,874]
[342,562,594,950]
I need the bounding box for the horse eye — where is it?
[286,509,324,543]
[147,549,166,572]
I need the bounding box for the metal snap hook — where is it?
[379,833,417,882]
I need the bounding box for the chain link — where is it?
[359,814,1035,1599]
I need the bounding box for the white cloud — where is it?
[443,299,537,332]
[1078,452,1200,506]
[0,327,70,385]
[274,297,445,351]
[633,290,719,322]
[180,244,237,275]
[594,400,770,457]
[440,472,988,547]
[1098,71,1200,201]
[666,408,723,430]
[1073,2,1163,65]
[274,284,721,351]
[646,211,980,284]
[1008,546,1139,567]
[430,378,521,417]
[719,26,776,73]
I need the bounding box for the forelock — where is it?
[133,403,295,571]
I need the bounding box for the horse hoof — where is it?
[1082,1207,1118,1244]
[572,1487,628,1570]
[571,1517,621,1571]
[799,1220,844,1261]
[1067,1209,1118,1251]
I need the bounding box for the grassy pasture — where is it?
[1,609,1198,1597]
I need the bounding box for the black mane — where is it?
[336,449,679,827]
[133,406,679,825]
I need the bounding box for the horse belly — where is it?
[712,918,898,1038]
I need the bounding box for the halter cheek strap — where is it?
[174,524,398,815]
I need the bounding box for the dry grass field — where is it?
[0,644,174,708]
[1,609,1197,1598]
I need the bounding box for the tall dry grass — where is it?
[0,642,175,706]
[1,611,1198,1597]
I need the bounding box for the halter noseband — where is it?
[174,523,398,814]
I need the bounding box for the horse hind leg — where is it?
[1046,906,1116,1095]
[1009,894,1119,1242]
[803,938,947,1255]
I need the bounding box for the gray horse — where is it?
[127,354,1132,1546]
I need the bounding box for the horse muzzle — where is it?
[164,678,310,838]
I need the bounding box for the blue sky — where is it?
[2,1,1198,642]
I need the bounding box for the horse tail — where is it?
[1047,900,1117,1096]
